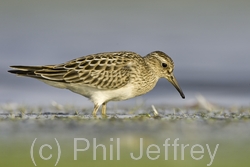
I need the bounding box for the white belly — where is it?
[67,83,136,106]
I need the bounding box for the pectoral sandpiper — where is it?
[9,51,185,116]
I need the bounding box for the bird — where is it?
[8,51,185,116]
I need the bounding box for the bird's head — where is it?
[145,51,185,99]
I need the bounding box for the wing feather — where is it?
[9,51,142,90]
[62,52,140,89]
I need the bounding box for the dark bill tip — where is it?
[168,75,185,99]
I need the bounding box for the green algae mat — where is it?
[1,102,250,167]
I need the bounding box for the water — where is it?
[1,2,250,167]
[0,0,250,106]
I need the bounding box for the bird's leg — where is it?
[101,102,107,116]
[92,104,100,117]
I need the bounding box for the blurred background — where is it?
[1,1,250,167]
[1,0,249,106]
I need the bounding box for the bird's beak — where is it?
[167,74,185,99]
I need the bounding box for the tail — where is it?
[8,65,67,81]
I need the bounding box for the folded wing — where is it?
[9,52,140,90]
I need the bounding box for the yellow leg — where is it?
[101,102,107,115]
[92,104,100,116]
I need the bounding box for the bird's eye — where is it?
[162,63,167,68]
